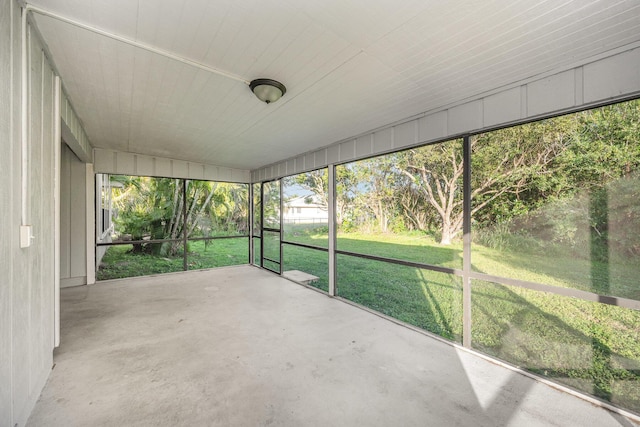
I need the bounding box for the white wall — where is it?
[94,147,250,183]
[252,45,640,181]
[0,1,57,425]
[0,1,17,423]
[59,143,87,288]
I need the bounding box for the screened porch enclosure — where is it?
[6,2,640,426]
[247,98,640,417]
[95,98,640,418]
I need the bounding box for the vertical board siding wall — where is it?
[0,3,53,426]
[0,2,91,425]
[252,46,640,181]
[94,147,251,183]
[0,0,16,423]
[59,144,87,288]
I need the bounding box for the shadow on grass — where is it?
[472,280,640,410]
[335,251,639,412]
[336,254,463,342]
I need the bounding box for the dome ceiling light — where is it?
[249,79,287,104]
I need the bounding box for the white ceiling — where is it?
[31,0,640,170]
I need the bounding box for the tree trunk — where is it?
[440,229,453,245]
[439,217,454,245]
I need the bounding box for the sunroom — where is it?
[2,0,640,425]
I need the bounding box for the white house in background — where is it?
[283,196,328,224]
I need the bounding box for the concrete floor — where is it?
[28,266,638,427]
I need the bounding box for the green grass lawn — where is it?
[472,243,640,301]
[338,232,463,269]
[97,238,249,281]
[282,244,330,292]
[97,229,640,414]
[472,280,640,410]
[336,253,463,341]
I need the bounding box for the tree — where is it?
[110,176,177,252]
[396,139,464,244]
[397,177,436,232]
[112,177,248,256]
[205,183,249,235]
[263,180,281,228]
[548,100,640,258]
[397,118,574,245]
[287,168,355,226]
[349,156,401,233]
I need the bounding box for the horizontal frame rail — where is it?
[187,235,248,241]
[281,240,329,252]
[469,271,640,311]
[332,249,640,311]
[97,234,248,247]
[336,249,462,276]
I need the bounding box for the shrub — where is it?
[475,221,542,253]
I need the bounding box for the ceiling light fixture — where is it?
[249,79,287,104]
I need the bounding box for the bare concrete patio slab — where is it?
[27,266,637,426]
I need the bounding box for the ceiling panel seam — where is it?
[25,3,251,84]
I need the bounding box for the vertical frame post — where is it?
[328,165,336,296]
[462,135,472,348]
[53,75,61,347]
[86,163,96,284]
[182,179,188,271]
[260,182,264,268]
[279,179,283,274]
[248,182,253,265]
